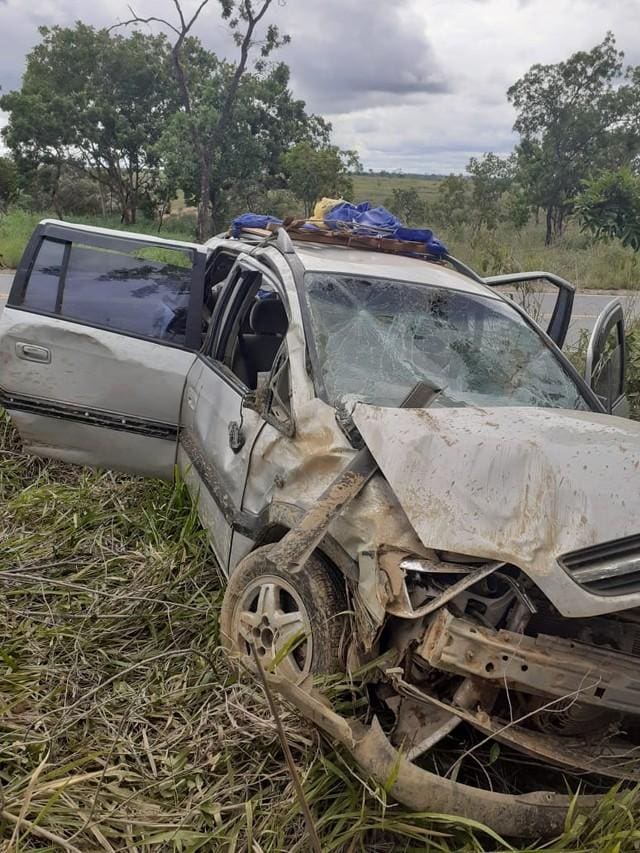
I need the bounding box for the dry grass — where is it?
[1,411,639,851]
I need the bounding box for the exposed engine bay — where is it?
[379,551,640,782]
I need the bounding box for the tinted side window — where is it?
[61,244,193,344]
[22,238,65,313]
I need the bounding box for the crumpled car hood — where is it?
[352,404,640,614]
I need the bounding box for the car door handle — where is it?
[16,342,51,364]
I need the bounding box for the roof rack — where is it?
[232,220,447,264]
[229,221,484,285]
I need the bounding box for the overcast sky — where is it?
[1,0,640,172]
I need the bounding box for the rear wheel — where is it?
[220,545,348,680]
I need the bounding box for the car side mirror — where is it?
[585,299,629,417]
[242,372,271,416]
[243,367,295,437]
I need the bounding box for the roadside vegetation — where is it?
[0,210,197,270]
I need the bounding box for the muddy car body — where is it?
[0,219,637,836]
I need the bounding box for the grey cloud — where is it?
[3,0,640,172]
[271,0,451,114]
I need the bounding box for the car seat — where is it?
[233,297,288,388]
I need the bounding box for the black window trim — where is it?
[9,222,208,352]
[55,240,71,314]
[215,270,263,367]
[197,350,248,396]
[252,245,328,402]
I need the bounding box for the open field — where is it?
[0,210,194,271]
[2,412,640,851]
[2,191,640,849]
[352,173,442,207]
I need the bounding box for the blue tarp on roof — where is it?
[230,213,283,236]
[231,202,448,258]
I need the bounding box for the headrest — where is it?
[249,298,288,335]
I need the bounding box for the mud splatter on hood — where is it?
[352,404,640,616]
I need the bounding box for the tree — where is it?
[16,162,104,217]
[574,167,640,250]
[161,57,330,229]
[466,152,514,232]
[0,157,18,211]
[431,174,471,229]
[116,0,290,240]
[508,33,627,244]
[384,187,427,226]
[1,24,177,223]
[282,142,360,216]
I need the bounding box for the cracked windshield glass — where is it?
[305,273,589,409]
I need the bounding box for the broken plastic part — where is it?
[263,668,604,838]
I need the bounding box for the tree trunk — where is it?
[98,182,107,217]
[197,155,211,242]
[51,161,64,220]
[545,206,553,246]
[210,183,224,233]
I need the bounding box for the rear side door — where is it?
[0,220,206,478]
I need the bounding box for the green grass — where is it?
[1,411,640,851]
[441,221,640,290]
[352,173,442,207]
[352,174,640,290]
[0,210,197,270]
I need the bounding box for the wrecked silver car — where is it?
[0,219,636,836]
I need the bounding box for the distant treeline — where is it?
[355,171,445,181]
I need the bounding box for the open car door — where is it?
[585,298,628,418]
[483,271,575,348]
[0,220,207,478]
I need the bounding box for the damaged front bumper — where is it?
[266,671,605,840]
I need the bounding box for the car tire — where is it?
[220,544,348,680]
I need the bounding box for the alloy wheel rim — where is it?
[233,574,313,680]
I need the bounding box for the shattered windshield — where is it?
[304,273,590,409]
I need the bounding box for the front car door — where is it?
[179,252,292,572]
[0,220,207,478]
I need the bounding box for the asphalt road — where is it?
[531,291,638,346]
[0,272,635,346]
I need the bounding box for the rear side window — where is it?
[19,236,193,345]
[22,238,65,313]
[61,244,192,342]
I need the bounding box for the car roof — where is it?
[208,234,499,299]
[291,242,498,298]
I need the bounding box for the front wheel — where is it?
[220,545,348,681]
